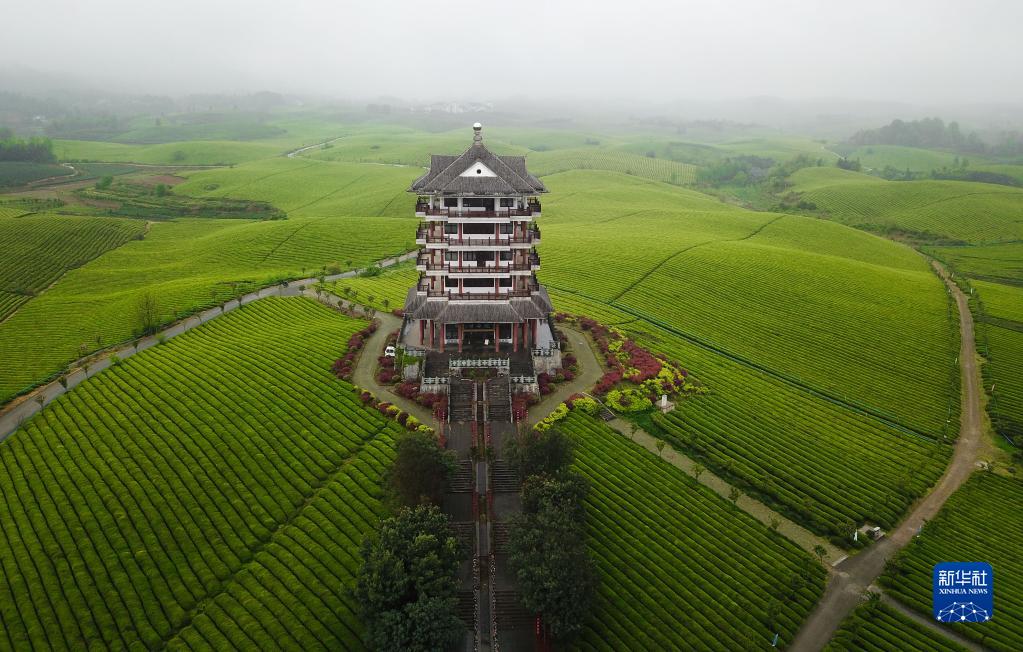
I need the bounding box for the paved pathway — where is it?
[525,326,605,427]
[0,252,416,442]
[789,261,985,651]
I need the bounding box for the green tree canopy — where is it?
[354,505,466,650]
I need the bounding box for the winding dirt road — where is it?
[789,260,984,651]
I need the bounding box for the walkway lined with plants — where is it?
[0,252,416,443]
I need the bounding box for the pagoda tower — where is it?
[400,124,557,380]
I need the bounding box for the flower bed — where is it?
[534,315,705,429]
[353,385,434,434]
[556,313,703,402]
[329,320,379,381]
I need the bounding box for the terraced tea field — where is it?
[790,167,1023,243]
[540,170,957,438]
[329,263,418,312]
[563,411,826,649]
[929,242,1023,284]
[0,297,398,650]
[825,600,968,652]
[0,214,413,403]
[176,157,420,218]
[527,148,698,185]
[881,473,1023,652]
[0,214,146,319]
[841,145,963,173]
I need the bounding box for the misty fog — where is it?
[3,0,1022,111]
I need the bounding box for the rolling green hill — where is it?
[790,168,1023,243]
[0,213,146,320]
[841,145,963,173]
[176,158,420,218]
[540,170,957,438]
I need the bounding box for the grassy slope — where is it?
[539,170,956,437]
[0,213,146,320]
[881,473,1023,652]
[563,412,825,649]
[844,145,963,173]
[176,157,419,219]
[929,242,1023,284]
[974,280,1023,323]
[791,167,1023,243]
[0,297,398,650]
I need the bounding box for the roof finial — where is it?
[472,122,482,143]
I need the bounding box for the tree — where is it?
[813,544,828,565]
[629,422,638,440]
[506,427,575,478]
[95,175,113,190]
[769,517,781,533]
[728,486,741,506]
[691,461,705,482]
[134,292,160,336]
[655,439,666,457]
[388,431,456,507]
[354,505,465,651]
[154,183,168,197]
[509,473,598,642]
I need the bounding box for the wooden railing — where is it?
[415,202,541,217]
[414,229,540,246]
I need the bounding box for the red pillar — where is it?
[512,321,518,352]
[430,320,436,350]
[531,319,538,345]
[495,325,500,353]
[458,324,463,353]
[439,322,444,350]
[419,319,425,345]
[522,321,529,348]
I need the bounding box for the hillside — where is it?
[0,298,400,649]
[790,168,1023,243]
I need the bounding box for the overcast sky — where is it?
[5,0,1022,104]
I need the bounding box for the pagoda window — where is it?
[499,223,512,234]
[445,277,458,287]
[498,277,512,287]
[463,278,494,287]
[499,198,514,207]
[463,197,494,209]
[444,197,458,208]
[444,223,459,234]
[445,251,458,261]
[463,223,493,235]
[499,251,513,261]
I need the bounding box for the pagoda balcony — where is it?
[414,228,541,248]
[414,201,541,219]
[416,254,539,274]
[415,283,539,300]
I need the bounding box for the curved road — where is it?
[790,260,984,651]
